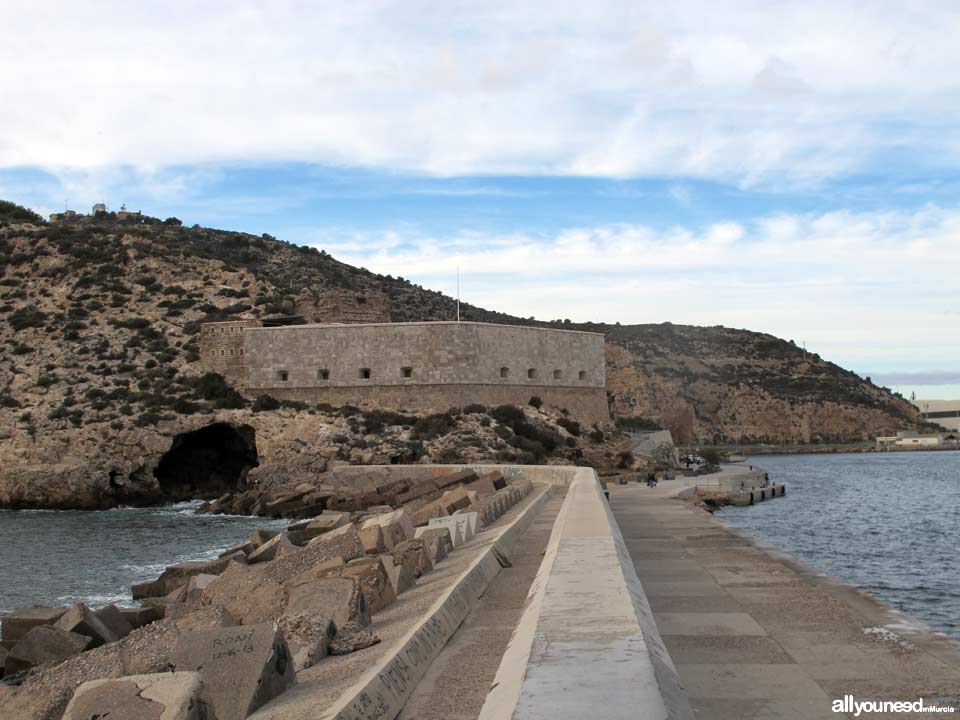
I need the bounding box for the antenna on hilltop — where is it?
[456,266,460,322]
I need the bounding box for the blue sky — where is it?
[3,1,959,397]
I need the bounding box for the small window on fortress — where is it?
[579,370,587,381]
[318,369,330,381]
[360,368,371,380]
[277,370,288,382]
[220,349,225,356]
[527,368,537,379]
[401,367,413,378]
[553,369,562,380]
[500,367,509,378]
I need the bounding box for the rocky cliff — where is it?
[0,202,921,507]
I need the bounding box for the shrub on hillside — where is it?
[615,416,662,432]
[528,395,543,409]
[557,417,581,436]
[10,306,46,331]
[187,372,248,409]
[0,200,44,225]
[252,394,281,412]
[412,412,456,441]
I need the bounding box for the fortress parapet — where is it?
[198,320,608,422]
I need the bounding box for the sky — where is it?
[2,1,959,398]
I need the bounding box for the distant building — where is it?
[49,210,77,223]
[911,399,960,432]
[92,203,107,214]
[876,431,944,448]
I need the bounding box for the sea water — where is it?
[720,450,960,639]
[0,502,286,614]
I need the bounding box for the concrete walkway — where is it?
[398,489,567,720]
[609,479,960,720]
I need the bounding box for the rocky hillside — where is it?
[0,204,637,509]
[0,202,921,506]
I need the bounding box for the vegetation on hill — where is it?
[0,203,921,447]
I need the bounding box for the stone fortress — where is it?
[199,290,609,423]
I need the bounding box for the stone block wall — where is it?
[198,319,261,384]
[293,288,391,324]
[240,321,608,422]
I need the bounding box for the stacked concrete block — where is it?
[413,526,453,564]
[428,512,478,549]
[172,622,295,720]
[5,626,92,675]
[360,508,414,550]
[341,556,397,614]
[0,606,67,644]
[63,672,208,720]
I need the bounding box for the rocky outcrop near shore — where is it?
[0,468,532,719]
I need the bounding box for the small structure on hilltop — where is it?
[199,319,609,422]
[293,288,391,324]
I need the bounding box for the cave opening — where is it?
[153,422,259,500]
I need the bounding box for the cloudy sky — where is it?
[3,1,959,397]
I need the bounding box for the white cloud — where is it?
[3,1,960,185]
[310,205,960,369]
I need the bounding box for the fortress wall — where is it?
[255,383,610,424]
[198,319,261,384]
[240,321,608,422]
[242,321,605,389]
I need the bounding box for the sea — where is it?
[720,450,960,640]
[0,502,286,615]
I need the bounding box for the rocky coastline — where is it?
[0,467,533,719]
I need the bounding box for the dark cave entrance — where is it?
[154,423,259,500]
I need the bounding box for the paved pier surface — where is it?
[398,490,567,720]
[610,477,960,719]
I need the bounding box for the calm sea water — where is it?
[0,503,286,615]
[721,451,960,639]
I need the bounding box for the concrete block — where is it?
[183,574,219,602]
[5,625,92,674]
[132,553,247,599]
[250,528,280,547]
[118,605,165,629]
[305,511,350,535]
[428,512,477,548]
[359,523,387,554]
[361,508,414,550]
[304,522,363,556]
[0,606,67,643]
[218,541,254,558]
[285,574,371,628]
[55,602,119,647]
[342,556,396,614]
[94,605,134,640]
[248,531,299,564]
[63,671,208,720]
[413,526,453,564]
[329,621,380,656]
[434,469,478,488]
[391,539,434,578]
[407,498,448,527]
[382,555,416,596]
[281,613,336,671]
[172,622,295,720]
[439,485,476,513]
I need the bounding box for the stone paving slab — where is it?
[609,481,960,719]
